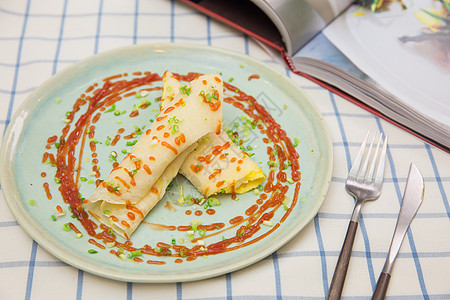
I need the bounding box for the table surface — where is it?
[1,1,449,299]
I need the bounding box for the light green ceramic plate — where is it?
[0,43,332,283]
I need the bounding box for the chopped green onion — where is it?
[88,249,98,254]
[62,223,71,231]
[105,104,116,113]
[171,124,179,135]
[207,197,221,207]
[128,250,142,258]
[190,219,200,231]
[267,161,278,167]
[51,215,57,221]
[29,199,36,206]
[179,85,191,95]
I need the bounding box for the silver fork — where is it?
[327,131,388,300]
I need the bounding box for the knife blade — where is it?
[372,163,425,300]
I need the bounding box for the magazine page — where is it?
[322,0,450,126]
[304,0,354,23]
[293,32,373,83]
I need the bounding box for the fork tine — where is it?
[358,134,376,181]
[366,133,383,183]
[348,131,370,178]
[375,135,388,184]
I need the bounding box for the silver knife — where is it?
[372,163,425,300]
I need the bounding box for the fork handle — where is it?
[327,220,358,300]
[372,272,391,300]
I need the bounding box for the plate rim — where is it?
[0,42,333,283]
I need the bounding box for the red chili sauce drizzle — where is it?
[248,74,260,81]
[45,71,301,264]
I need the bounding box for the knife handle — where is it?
[372,272,391,300]
[327,220,358,300]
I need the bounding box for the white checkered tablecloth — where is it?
[1,1,449,299]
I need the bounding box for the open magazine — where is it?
[179,0,450,153]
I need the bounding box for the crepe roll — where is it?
[180,131,265,197]
[84,72,223,237]
[85,143,196,238]
[161,72,265,198]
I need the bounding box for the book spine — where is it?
[178,0,284,52]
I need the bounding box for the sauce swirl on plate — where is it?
[42,71,301,264]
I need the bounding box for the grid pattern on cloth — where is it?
[0,1,449,299]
